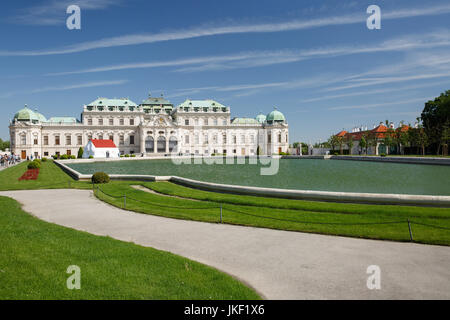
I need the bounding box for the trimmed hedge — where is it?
[91,172,110,184]
[27,161,41,169]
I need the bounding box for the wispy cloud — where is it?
[45,30,450,76]
[0,79,128,98]
[2,4,450,56]
[328,97,431,111]
[300,81,450,103]
[9,0,122,26]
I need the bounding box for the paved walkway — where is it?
[1,189,449,299]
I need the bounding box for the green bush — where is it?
[70,155,76,159]
[77,147,84,159]
[52,155,58,160]
[125,154,130,157]
[60,154,69,160]
[91,172,110,184]
[33,159,41,165]
[27,161,41,169]
[89,155,94,159]
[130,154,136,157]
[41,157,48,162]
[380,153,387,157]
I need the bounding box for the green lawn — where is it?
[94,181,450,246]
[0,160,91,190]
[0,196,260,299]
[2,161,450,246]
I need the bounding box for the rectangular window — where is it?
[268,134,271,143]
[278,134,282,143]
[185,135,189,144]
[21,135,26,145]
[222,120,227,126]
[204,119,208,126]
[34,138,38,145]
[214,119,218,126]
[233,136,237,144]
[88,118,92,125]
[120,118,124,125]
[98,134,103,140]
[185,119,190,126]
[66,136,71,145]
[119,135,124,145]
[44,152,49,156]
[130,119,135,126]
[223,134,227,144]
[77,136,82,145]
[213,135,218,143]
[204,135,208,144]
[130,135,135,145]
[109,135,114,142]
[44,136,49,145]
[109,118,114,125]
[55,136,60,145]
[98,118,103,125]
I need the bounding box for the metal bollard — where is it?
[408,219,413,241]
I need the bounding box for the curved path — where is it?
[1,189,450,299]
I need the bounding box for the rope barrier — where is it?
[97,187,219,210]
[96,187,450,231]
[410,221,450,231]
[223,207,406,226]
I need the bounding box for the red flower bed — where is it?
[18,169,40,181]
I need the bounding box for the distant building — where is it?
[83,139,120,159]
[9,93,289,159]
[335,122,410,155]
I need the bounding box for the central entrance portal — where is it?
[157,136,166,153]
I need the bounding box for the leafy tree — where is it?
[441,120,450,156]
[345,135,354,155]
[383,128,395,155]
[0,139,10,151]
[421,90,450,155]
[360,135,367,155]
[328,135,340,152]
[336,136,344,155]
[77,147,84,159]
[416,125,429,156]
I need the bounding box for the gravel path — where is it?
[1,189,449,299]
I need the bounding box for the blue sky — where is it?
[1,0,450,143]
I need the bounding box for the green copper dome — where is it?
[255,113,266,123]
[34,111,47,122]
[13,106,40,122]
[266,108,286,123]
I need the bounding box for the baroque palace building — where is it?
[9,93,289,159]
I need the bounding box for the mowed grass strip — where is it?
[95,182,450,246]
[0,160,91,190]
[143,182,450,218]
[0,196,260,300]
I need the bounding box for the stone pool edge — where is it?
[54,159,450,207]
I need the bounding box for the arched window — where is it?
[157,136,166,153]
[169,136,178,152]
[145,136,154,153]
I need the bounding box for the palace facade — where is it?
[9,94,289,159]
